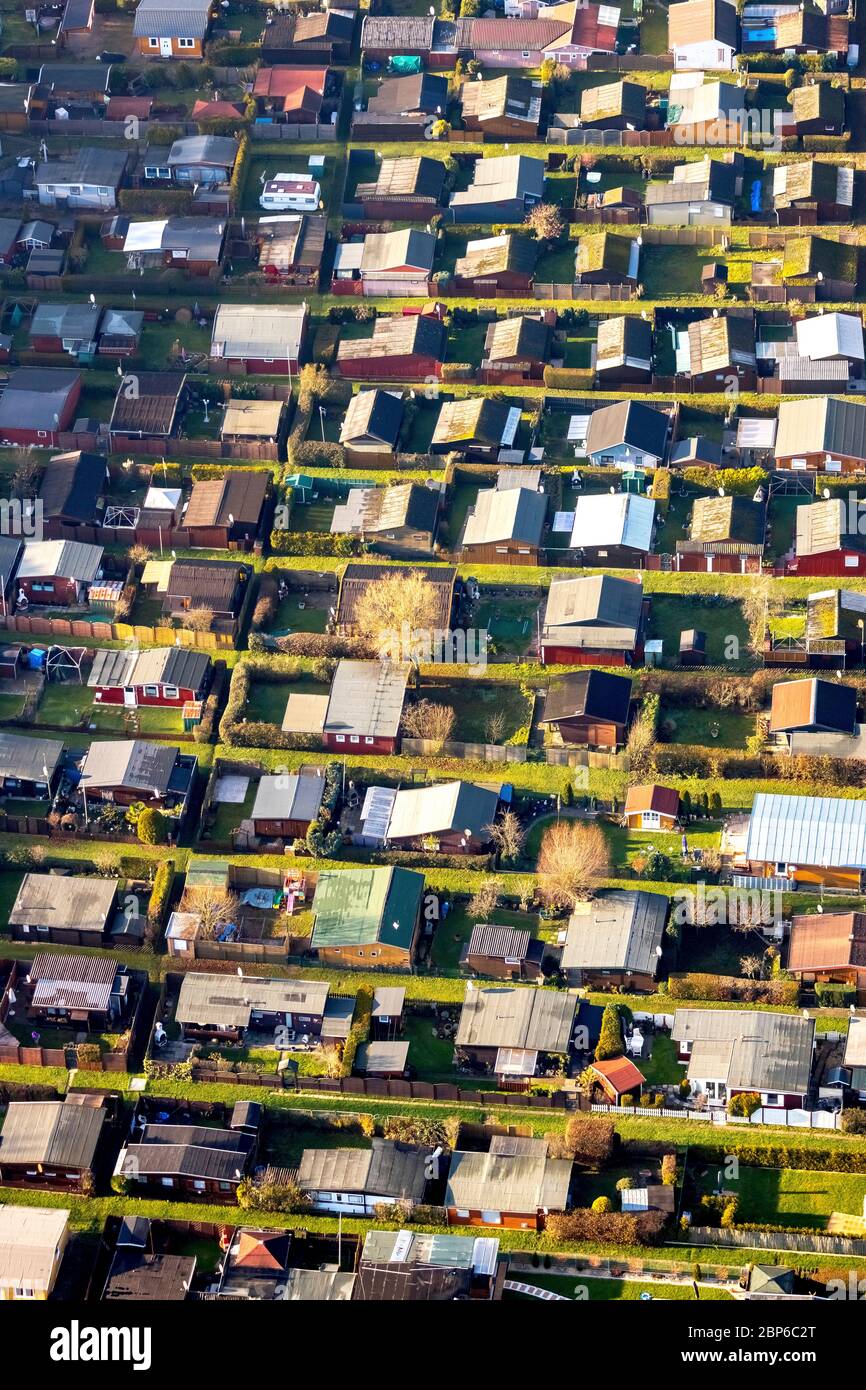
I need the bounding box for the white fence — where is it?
[590,1103,840,1130]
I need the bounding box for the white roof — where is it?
[844,1015,866,1068]
[360,784,397,843]
[570,492,655,553]
[745,792,866,870]
[0,1205,68,1291]
[736,416,777,449]
[795,313,865,365]
[123,219,168,254]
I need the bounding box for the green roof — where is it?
[311,866,424,951]
[577,232,635,277]
[186,858,230,890]
[782,235,860,285]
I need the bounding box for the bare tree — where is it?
[742,574,775,659]
[537,820,610,910]
[468,876,503,920]
[740,955,762,980]
[625,716,656,779]
[180,606,214,633]
[181,884,241,940]
[525,202,565,242]
[10,450,39,500]
[485,708,507,745]
[486,809,524,863]
[353,569,440,662]
[400,699,455,752]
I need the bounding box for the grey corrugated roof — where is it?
[445,1149,571,1214]
[0,1101,105,1169]
[371,986,406,1019]
[324,660,410,740]
[251,770,325,824]
[672,1008,815,1095]
[0,730,64,782]
[31,302,100,341]
[562,889,668,976]
[133,0,211,40]
[123,1124,254,1182]
[463,486,546,549]
[455,984,576,1053]
[386,780,500,841]
[80,739,179,794]
[176,972,329,1028]
[298,1139,429,1200]
[776,396,866,463]
[744,792,866,869]
[18,539,102,582]
[0,368,81,433]
[88,646,209,692]
[168,135,238,169]
[543,574,643,641]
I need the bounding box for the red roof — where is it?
[592,1056,645,1095]
[253,66,329,99]
[570,4,619,51]
[106,96,153,120]
[191,100,245,119]
[624,784,680,819]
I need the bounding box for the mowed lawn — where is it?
[505,1272,732,1300]
[691,1166,866,1229]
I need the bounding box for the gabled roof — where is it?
[432,397,518,449]
[359,228,436,275]
[339,389,404,447]
[176,972,329,1028]
[336,314,445,364]
[0,730,64,782]
[356,156,446,202]
[445,1149,572,1215]
[788,911,866,972]
[591,1055,646,1095]
[0,367,80,432]
[331,482,439,536]
[109,370,186,437]
[18,538,102,582]
[448,154,545,210]
[0,1101,105,1170]
[562,888,668,974]
[0,1206,69,1293]
[580,79,646,125]
[456,983,576,1053]
[462,485,546,548]
[595,314,653,372]
[687,313,756,376]
[570,492,656,553]
[311,866,424,951]
[366,72,448,116]
[183,472,268,531]
[791,82,845,126]
[576,231,638,277]
[298,1138,429,1200]
[668,0,738,49]
[122,1124,255,1183]
[454,233,538,280]
[167,135,238,170]
[386,780,500,841]
[672,1007,815,1095]
[688,495,764,547]
[623,785,680,819]
[211,304,308,362]
[540,668,633,726]
[337,562,455,631]
[38,451,105,523]
[744,792,866,869]
[79,738,180,795]
[586,399,669,460]
[795,312,864,364]
[88,645,210,692]
[461,74,541,127]
[796,498,866,558]
[133,0,211,40]
[251,770,326,825]
[777,396,866,463]
[324,659,410,740]
[483,314,549,364]
[542,574,643,651]
[769,678,857,735]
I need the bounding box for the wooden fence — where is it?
[533,282,633,301]
[189,1067,574,1106]
[0,613,236,649]
[249,124,337,142]
[688,1227,866,1257]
